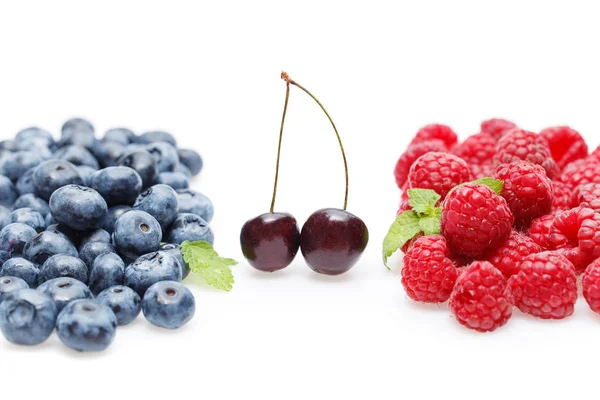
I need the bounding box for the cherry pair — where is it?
[240,73,369,276]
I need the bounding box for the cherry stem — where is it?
[282,72,349,210]
[269,80,291,213]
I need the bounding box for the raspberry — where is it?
[528,213,562,250]
[560,158,600,188]
[493,161,553,227]
[394,140,447,188]
[452,133,496,166]
[582,258,600,314]
[401,235,459,303]
[508,251,577,319]
[539,126,588,170]
[449,261,513,332]
[409,124,457,149]
[551,181,573,211]
[441,184,514,257]
[407,152,471,199]
[591,145,600,160]
[483,230,542,278]
[573,183,600,212]
[480,118,517,141]
[493,129,558,179]
[470,163,493,179]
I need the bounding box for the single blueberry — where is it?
[89,166,142,206]
[33,160,84,201]
[23,231,78,265]
[0,223,37,254]
[13,194,50,216]
[137,131,177,146]
[124,251,182,296]
[76,165,98,186]
[132,184,179,229]
[174,162,192,177]
[145,142,178,173]
[53,145,100,169]
[91,141,126,168]
[59,118,95,149]
[0,140,18,151]
[167,213,214,245]
[89,253,125,295]
[102,205,131,234]
[1,208,46,232]
[117,150,158,188]
[0,151,46,181]
[37,277,93,312]
[56,299,117,352]
[49,185,108,231]
[177,148,203,176]
[96,285,140,326]
[0,174,17,206]
[103,128,135,146]
[1,258,40,288]
[79,241,115,270]
[142,281,195,330]
[16,127,54,146]
[0,289,57,345]
[176,189,214,222]
[38,254,88,285]
[45,223,81,247]
[112,210,162,260]
[0,276,29,303]
[79,229,111,250]
[156,172,189,190]
[16,168,37,195]
[15,140,53,159]
[159,243,191,279]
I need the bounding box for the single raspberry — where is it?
[483,230,542,278]
[480,118,517,141]
[407,152,471,199]
[528,213,563,250]
[441,184,514,257]
[409,124,458,149]
[452,133,496,166]
[401,235,459,303]
[573,183,600,212]
[470,163,494,180]
[493,128,558,179]
[560,158,600,188]
[449,261,513,332]
[550,207,600,272]
[539,126,588,170]
[551,181,573,211]
[508,251,577,319]
[394,140,447,188]
[493,161,554,227]
[582,258,600,314]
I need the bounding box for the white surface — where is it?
[1,0,600,399]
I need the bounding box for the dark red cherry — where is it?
[240,212,300,272]
[300,208,369,275]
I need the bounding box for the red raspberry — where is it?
[528,213,563,250]
[560,158,600,188]
[480,118,517,141]
[470,163,494,179]
[493,161,554,227]
[452,133,496,166]
[573,183,600,212]
[582,258,600,314]
[539,126,588,170]
[551,181,573,211]
[591,145,600,160]
[493,129,558,179]
[551,207,600,272]
[401,235,459,303]
[483,230,542,278]
[409,124,458,149]
[508,251,577,319]
[449,261,513,332]
[407,152,471,199]
[441,184,514,257]
[394,140,447,188]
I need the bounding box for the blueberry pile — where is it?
[0,118,213,351]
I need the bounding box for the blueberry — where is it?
[112,210,162,259]
[13,194,50,216]
[89,253,125,296]
[0,151,46,181]
[142,281,195,329]
[0,140,18,152]
[167,213,214,245]
[1,258,40,288]
[79,241,115,269]
[124,251,182,296]
[137,131,177,146]
[76,165,98,185]
[59,118,95,149]
[89,167,142,206]
[45,213,54,227]
[177,189,214,223]
[79,229,111,250]
[96,285,140,325]
[49,185,108,231]
[53,145,100,169]
[15,140,54,159]
[0,206,9,224]
[16,168,37,195]
[177,148,203,176]
[38,254,88,285]
[0,251,10,265]
[0,289,57,345]
[145,142,178,173]
[16,127,54,146]
[174,162,192,177]
[91,141,126,168]
[23,231,78,265]
[133,184,179,228]
[102,205,131,234]
[37,277,93,312]
[0,223,37,254]
[0,276,29,303]
[33,160,84,201]
[117,150,158,188]
[156,172,189,190]
[103,128,135,146]
[159,243,191,279]
[45,223,81,247]
[0,174,17,206]
[56,299,117,352]
[2,208,46,232]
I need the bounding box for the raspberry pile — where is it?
[387,120,600,332]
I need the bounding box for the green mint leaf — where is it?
[408,188,441,215]
[419,215,441,235]
[180,240,238,291]
[382,210,422,269]
[467,177,504,195]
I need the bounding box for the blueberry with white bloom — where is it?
[0,289,57,345]
[89,252,125,295]
[156,172,189,190]
[137,131,177,146]
[59,118,95,149]
[0,223,37,255]
[117,150,157,188]
[13,194,50,216]
[167,213,214,245]
[142,281,195,329]
[16,168,37,196]
[38,254,88,285]
[174,162,192,177]
[79,229,111,250]
[49,185,108,231]
[103,128,135,146]
[145,142,178,173]
[177,189,214,223]
[56,299,117,352]
[2,208,46,232]
[33,160,84,201]
[133,184,179,228]
[16,127,54,146]
[125,251,182,296]
[102,205,131,234]
[89,166,142,206]
[112,210,162,260]
[1,258,40,288]
[0,151,46,181]
[37,277,93,312]
[0,276,29,303]
[23,231,78,265]
[96,285,140,326]
[76,165,97,186]
[177,148,203,176]
[91,141,126,168]
[0,174,17,206]
[159,243,191,279]
[79,241,115,269]
[53,145,99,169]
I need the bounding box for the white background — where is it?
[1,0,600,399]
